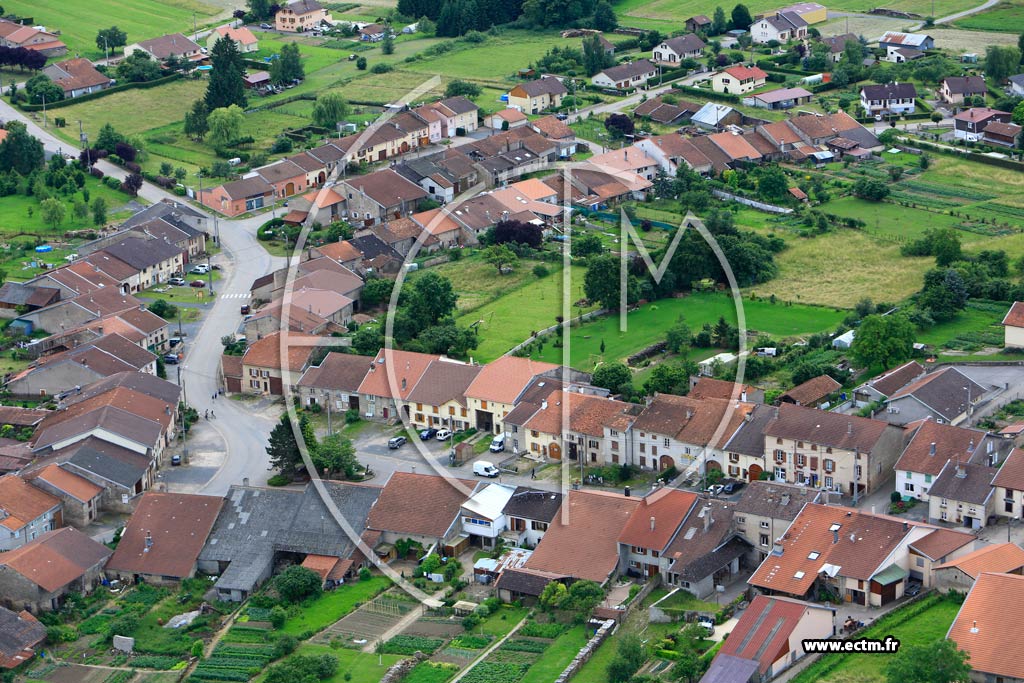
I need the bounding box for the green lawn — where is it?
[954,0,1024,29]
[405,31,579,81]
[790,594,962,683]
[2,0,220,60]
[453,264,592,362]
[516,624,588,683]
[524,293,845,370]
[914,301,1007,353]
[254,643,403,683]
[0,174,134,244]
[411,253,561,315]
[50,79,207,141]
[572,632,619,683]
[278,577,391,637]
[478,605,529,637]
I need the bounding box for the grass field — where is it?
[278,576,391,637]
[529,293,846,370]
[746,229,933,309]
[405,31,579,81]
[411,253,560,314]
[453,264,592,362]
[518,625,588,683]
[0,175,134,242]
[51,79,206,141]
[954,0,1024,31]
[611,0,979,30]
[790,595,962,683]
[254,644,403,683]
[2,0,221,60]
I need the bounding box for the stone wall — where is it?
[553,618,616,683]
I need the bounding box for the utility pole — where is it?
[207,254,214,295]
[177,306,183,337]
[79,120,90,165]
[177,364,189,463]
[325,391,332,435]
[41,92,46,128]
[103,35,108,64]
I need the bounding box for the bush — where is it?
[105,176,122,189]
[269,605,286,628]
[46,625,78,643]
[532,264,549,278]
[370,63,393,73]
[274,565,322,603]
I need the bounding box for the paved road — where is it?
[0,98,290,497]
[914,0,1000,27]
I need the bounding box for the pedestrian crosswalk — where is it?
[220,292,251,299]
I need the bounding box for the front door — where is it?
[748,464,763,481]
[549,443,562,460]
[660,455,674,471]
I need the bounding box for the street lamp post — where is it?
[177,364,189,463]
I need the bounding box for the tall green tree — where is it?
[207,105,245,145]
[712,6,728,34]
[270,42,304,85]
[381,31,395,55]
[885,639,970,683]
[850,314,915,369]
[24,75,62,105]
[0,121,44,174]
[267,413,309,478]
[40,198,66,231]
[405,271,458,331]
[96,26,127,52]
[247,0,273,20]
[91,196,108,226]
[205,36,247,110]
[730,3,753,30]
[311,91,351,130]
[985,45,1021,82]
[582,33,612,76]
[314,432,361,479]
[483,243,518,273]
[919,268,969,322]
[116,51,162,82]
[593,0,617,31]
[591,362,632,392]
[184,99,210,141]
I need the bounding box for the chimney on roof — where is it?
[847,422,853,435]
[902,521,908,532]
[243,477,249,486]
[929,442,936,456]
[703,506,713,533]
[624,486,631,497]
[781,493,790,507]
[970,620,979,634]
[968,438,975,454]
[849,532,856,543]
[956,463,967,478]
[650,516,656,531]
[144,530,153,551]
[741,390,747,402]
[542,399,548,410]
[832,529,839,544]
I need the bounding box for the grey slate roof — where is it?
[928,461,996,505]
[64,371,181,407]
[502,487,563,523]
[722,404,774,457]
[102,236,182,271]
[34,406,162,453]
[699,654,760,683]
[889,367,986,422]
[0,606,45,658]
[200,482,381,593]
[58,437,151,488]
[861,82,918,100]
[734,481,813,520]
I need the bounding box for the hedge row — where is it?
[19,73,184,111]
[912,139,1024,171]
[673,84,740,103]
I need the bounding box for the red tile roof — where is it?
[617,488,698,551]
[366,472,476,538]
[32,464,102,502]
[781,375,840,406]
[242,331,318,373]
[0,527,110,592]
[526,489,641,583]
[0,475,60,533]
[896,420,988,477]
[723,65,768,81]
[865,360,926,397]
[720,595,826,673]
[908,528,974,561]
[948,572,1024,679]
[465,356,559,405]
[749,503,913,596]
[934,543,1024,579]
[993,447,1024,491]
[1002,302,1024,328]
[356,349,439,400]
[106,492,224,579]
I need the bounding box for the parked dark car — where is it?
[240,304,251,315]
[190,280,206,288]
[722,480,746,495]
[163,354,180,364]
[419,428,437,440]
[388,436,407,449]
[171,454,182,466]
[904,581,922,598]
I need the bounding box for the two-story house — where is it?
[750,12,808,44]
[993,447,1024,521]
[859,82,918,116]
[883,367,987,426]
[939,75,987,105]
[734,481,820,564]
[617,488,697,579]
[464,356,559,437]
[338,169,428,227]
[460,483,516,550]
[236,332,316,396]
[953,107,1012,142]
[927,460,997,529]
[592,60,659,90]
[0,475,61,551]
[208,25,259,53]
[499,487,562,549]
[356,348,438,421]
[711,65,768,94]
[763,403,906,498]
[894,419,1009,503]
[652,34,706,64]
[507,77,568,115]
[403,358,481,432]
[275,0,331,32]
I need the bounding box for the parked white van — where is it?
[489,434,505,453]
[473,461,500,478]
